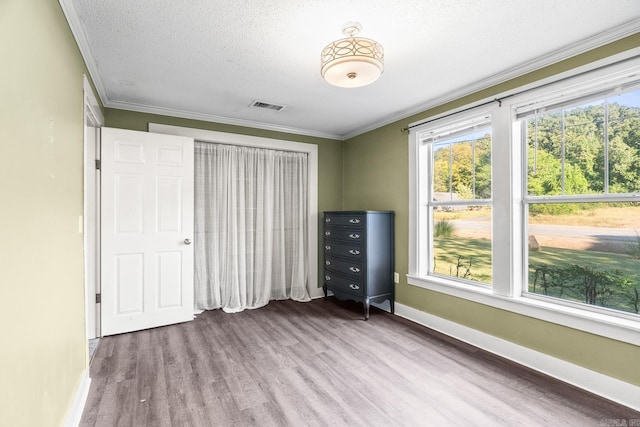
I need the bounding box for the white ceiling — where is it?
[61,0,640,140]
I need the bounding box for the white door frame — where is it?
[83,76,104,340]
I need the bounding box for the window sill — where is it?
[407,274,640,346]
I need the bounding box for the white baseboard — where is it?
[395,302,640,412]
[309,286,325,299]
[64,369,91,427]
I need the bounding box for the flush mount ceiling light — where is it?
[321,22,384,88]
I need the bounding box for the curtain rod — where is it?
[400,96,510,134]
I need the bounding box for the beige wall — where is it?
[104,109,345,286]
[0,1,94,426]
[343,33,640,387]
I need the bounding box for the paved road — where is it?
[450,220,638,242]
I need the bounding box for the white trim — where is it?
[491,106,519,298]
[415,105,497,283]
[395,302,640,412]
[82,76,103,341]
[83,76,104,126]
[148,124,319,295]
[60,2,108,107]
[109,103,343,141]
[63,370,91,427]
[408,126,420,276]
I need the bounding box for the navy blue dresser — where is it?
[322,211,394,320]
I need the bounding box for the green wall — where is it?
[105,109,345,287]
[343,33,640,387]
[0,1,94,426]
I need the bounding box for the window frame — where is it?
[417,108,495,287]
[408,51,640,346]
[520,90,640,315]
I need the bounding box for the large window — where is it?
[522,88,640,316]
[409,55,640,343]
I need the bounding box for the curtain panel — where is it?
[194,142,310,312]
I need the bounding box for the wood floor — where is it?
[81,298,639,426]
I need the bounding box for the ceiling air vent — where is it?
[249,100,286,112]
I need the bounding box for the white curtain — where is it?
[194,141,310,312]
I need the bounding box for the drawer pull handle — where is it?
[349,284,360,290]
[349,249,360,255]
[349,218,361,224]
[325,231,331,236]
[325,218,331,222]
[349,267,360,273]
[325,260,331,265]
[325,276,331,281]
[325,245,331,250]
[349,233,360,239]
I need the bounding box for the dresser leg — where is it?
[390,298,395,314]
[323,284,327,300]
[364,300,370,321]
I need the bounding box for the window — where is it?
[420,114,493,286]
[521,87,640,316]
[409,55,640,344]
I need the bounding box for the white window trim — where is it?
[408,51,640,346]
[414,105,497,287]
[148,123,320,298]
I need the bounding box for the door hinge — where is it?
[95,293,101,304]
[95,159,101,170]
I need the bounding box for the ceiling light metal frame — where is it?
[321,22,384,88]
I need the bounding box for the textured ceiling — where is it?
[62,0,640,140]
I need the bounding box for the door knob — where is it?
[184,238,192,245]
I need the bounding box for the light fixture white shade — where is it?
[321,24,384,88]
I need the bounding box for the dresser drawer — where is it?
[325,257,363,277]
[324,242,363,260]
[323,228,363,242]
[324,214,365,227]
[324,272,364,297]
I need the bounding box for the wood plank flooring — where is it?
[81,298,640,426]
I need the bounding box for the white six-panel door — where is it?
[101,127,194,336]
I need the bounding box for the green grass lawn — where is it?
[433,238,493,283]
[434,237,640,315]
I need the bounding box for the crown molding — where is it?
[106,101,343,141]
[59,0,109,106]
[343,18,640,140]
